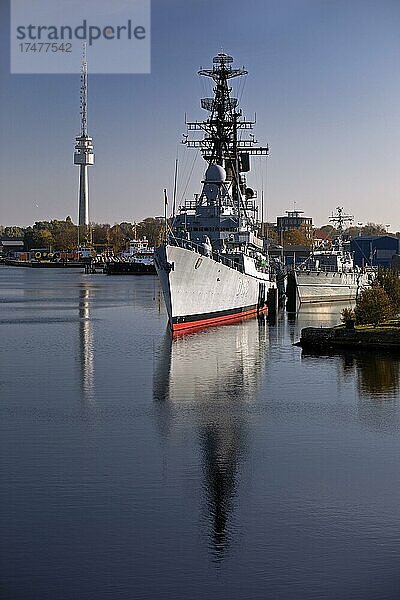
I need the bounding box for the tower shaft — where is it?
[78,165,89,226]
[74,46,94,237]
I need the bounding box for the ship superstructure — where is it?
[155,53,276,332]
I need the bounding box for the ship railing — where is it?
[180,200,197,211]
[169,237,244,272]
[291,264,355,274]
[213,251,244,272]
[317,265,340,272]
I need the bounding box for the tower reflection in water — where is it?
[79,284,94,403]
[153,317,269,561]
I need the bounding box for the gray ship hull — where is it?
[155,244,274,332]
[294,270,370,303]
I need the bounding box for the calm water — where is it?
[1,267,400,599]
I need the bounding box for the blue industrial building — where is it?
[350,235,400,267]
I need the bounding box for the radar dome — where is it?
[245,187,255,199]
[205,164,226,183]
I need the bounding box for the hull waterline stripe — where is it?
[171,304,266,332]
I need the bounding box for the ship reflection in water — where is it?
[153,317,269,560]
[78,284,95,403]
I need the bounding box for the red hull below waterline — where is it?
[171,305,268,334]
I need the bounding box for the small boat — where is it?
[105,238,156,275]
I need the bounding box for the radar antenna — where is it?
[329,207,353,234]
[80,43,88,136]
[183,53,269,221]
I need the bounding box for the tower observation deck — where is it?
[74,47,94,240]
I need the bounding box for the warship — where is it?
[287,207,371,304]
[155,53,276,332]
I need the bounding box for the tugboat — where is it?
[287,207,372,304]
[105,238,156,275]
[155,53,276,332]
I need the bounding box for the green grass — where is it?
[335,320,400,331]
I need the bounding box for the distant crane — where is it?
[74,44,94,245]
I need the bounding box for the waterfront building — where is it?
[0,235,24,256]
[276,210,313,240]
[350,235,400,267]
[259,222,277,238]
[268,243,311,266]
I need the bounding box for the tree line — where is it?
[0,218,396,253]
[0,217,164,252]
[266,222,395,249]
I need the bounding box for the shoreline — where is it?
[298,325,400,351]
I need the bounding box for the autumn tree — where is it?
[361,222,387,236]
[375,268,400,314]
[319,224,338,238]
[92,223,111,247]
[313,227,333,242]
[23,219,77,250]
[261,228,279,244]
[4,226,24,238]
[119,222,135,243]
[108,224,125,253]
[345,222,387,238]
[41,229,55,248]
[55,221,78,250]
[341,307,355,327]
[137,218,163,247]
[354,285,394,326]
[23,223,51,249]
[4,216,165,252]
[283,227,312,248]
[344,226,362,239]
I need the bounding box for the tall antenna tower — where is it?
[74,44,94,244]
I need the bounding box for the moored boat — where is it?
[287,208,372,304]
[105,238,156,275]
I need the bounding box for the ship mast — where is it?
[329,207,353,235]
[183,53,269,218]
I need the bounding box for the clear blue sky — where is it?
[1,0,399,230]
